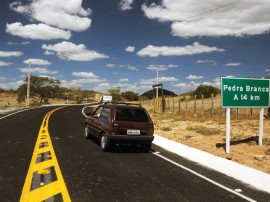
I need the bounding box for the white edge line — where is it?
[153,134,270,194]
[152,152,257,202]
[0,108,30,120]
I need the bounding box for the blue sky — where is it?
[0,0,270,95]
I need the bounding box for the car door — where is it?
[97,107,111,135]
[89,106,103,137]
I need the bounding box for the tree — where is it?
[193,85,220,99]
[108,87,122,101]
[0,88,5,93]
[121,91,139,101]
[17,76,61,105]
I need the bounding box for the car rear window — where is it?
[115,108,150,122]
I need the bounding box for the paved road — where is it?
[0,106,269,201]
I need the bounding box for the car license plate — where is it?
[127,130,140,135]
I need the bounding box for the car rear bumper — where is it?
[107,134,154,143]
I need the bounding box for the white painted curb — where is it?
[153,134,270,194]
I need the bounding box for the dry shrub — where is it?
[186,126,221,136]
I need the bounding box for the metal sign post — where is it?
[225,108,231,153]
[221,77,270,153]
[259,108,264,146]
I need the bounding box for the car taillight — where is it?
[108,123,117,135]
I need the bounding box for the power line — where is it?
[182,0,242,22]
[93,0,243,50]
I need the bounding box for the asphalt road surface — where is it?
[0,105,270,201]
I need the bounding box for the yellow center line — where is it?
[20,107,71,202]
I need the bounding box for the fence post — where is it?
[178,99,181,114]
[201,94,204,119]
[211,93,214,117]
[222,108,226,116]
[172,98,174,113]
[249,108,253,119]
[185,97,188,117]
[194,95,197,116]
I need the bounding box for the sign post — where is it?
[226,108,230,153]
[221,77,270,153]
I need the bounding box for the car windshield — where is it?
[115,108,149,122]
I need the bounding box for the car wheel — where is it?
[85,126,91,139]
[101,133,110,152]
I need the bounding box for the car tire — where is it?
[101,133,110,152]
[84,126,91,139]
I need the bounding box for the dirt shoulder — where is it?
[150,112,270,174]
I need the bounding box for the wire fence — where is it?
[140,95,267,120]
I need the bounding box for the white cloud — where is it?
[173,82,189,88]
[266,69,270,73]
[142,0,270,38]
[127,65,138,71]
[173,81,201,92]
[125,46,135,52]
[21,41,31,45]
[140,85,152,90]
[42,41,109,61]
[39,75,56,79]
[141,76,179,85]
[18,67,57,74]
[0,61,12,66]
[10,0,92,32]
[93,83,111,92]
[225,62,241,66]
[0,77,7,80]
[72,72,98,78]
[119,0,134,11]
[106,64,116,68]
[8,41,30,45]
[168,64,178,68]
[60,76,105,89]
[0,51,23,57]
[71,78,103,84]
[196,60,216,65]
[95,82,138,93]
[186,75,203,80]
[6,22,71,40]
[146,64,178,71]
[0,80,24,90]
[225,75,236,78]
[68,72,104,84]
[60,80,82,88]
[137,42,224,57]
[23,58,51,65]
[119,78,129,82]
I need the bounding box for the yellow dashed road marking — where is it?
[20,107,71,202]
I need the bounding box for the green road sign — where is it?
[221,77,270,108]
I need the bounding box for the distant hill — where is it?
[179,91,194,97]
[140,88,177,99]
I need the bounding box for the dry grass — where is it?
[149,109,270,174]
[0,92,70,110]
[0,93,24,109]
[141,95,265,120]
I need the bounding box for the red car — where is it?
[84,102,154,152]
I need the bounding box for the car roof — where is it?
[101,102,143,108]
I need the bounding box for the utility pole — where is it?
[26,62,31,108]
